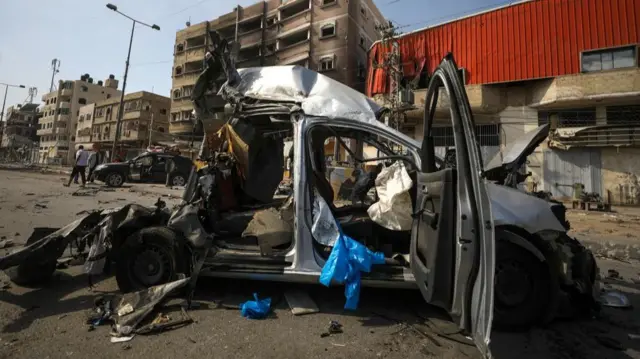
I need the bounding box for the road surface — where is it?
[1,170,639,359]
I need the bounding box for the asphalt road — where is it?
[1,170,640,359]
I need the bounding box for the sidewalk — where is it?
[0,163,72,175]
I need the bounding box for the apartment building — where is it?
[169,0,386,136]
[91,91,171,152]
[0,103,41,148]
[75,103,95,149]
[38,75,121,165]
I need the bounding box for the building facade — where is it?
[170,0,386,136]
[367,0,640,204]
[0,103,41,148]
[37,75,121,165]
[75,103,95,149]
[91,91,171,153]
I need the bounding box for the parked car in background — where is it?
[92,152,193,187]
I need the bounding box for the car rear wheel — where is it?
[115,227,187,293]
[493,238,550,331]
[106,172,124,187]
[170,173,186,187]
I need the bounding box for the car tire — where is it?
[115,227,187,293]
[493,238,550,331]
[169,173,187,187]
[4,229,59,286]
[105,172,125,187]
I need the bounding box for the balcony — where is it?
[61,88,73,97]
[277,42,310,65]
[37,127,54,136]
[279,11,311,31]
[77,127,92,137]
[279,0,310,21]
[59,101,71,109]
[238,14,263,35]
[239,30,263,48]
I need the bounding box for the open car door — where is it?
[410,54,495,357]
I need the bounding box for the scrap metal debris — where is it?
[600,290,632,309]
[320,320,343,338]
[607,269,621,279]
[0,239,14,249]
[284,289,319,316]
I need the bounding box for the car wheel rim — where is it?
[172,176,185,186]
[495,260,533,307]
[109,174,122,186]
[131,246,172,287]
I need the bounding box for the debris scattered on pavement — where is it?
[321,320,343,337]
[284,289,319,316]
[0,239,14,249]
[240,293,272,319]
[25,192,34,196]
[600,290,632,309]
[607,269,621,279]
[110,335,135,343]
[34,203,48,209]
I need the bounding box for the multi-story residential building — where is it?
[0,103,41,148]
[38,75,121,164]
[75,103,95,149]
[91,91,171,154]
[367,0,640,204]
[169,0,386,136]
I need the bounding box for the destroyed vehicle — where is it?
[92,151,193,187]
[111,38,597,354]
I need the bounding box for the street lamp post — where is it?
[106,3,160,161]
[0,83,26,149]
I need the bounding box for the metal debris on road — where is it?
[321,320,344,337]
[284,289,319,316]
[110,335,135,343]
[607,269,621,279]
[0,239,14,249]
[600,290,632,309]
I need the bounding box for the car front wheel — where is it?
[493,235,551,331]
[106,172,124,187]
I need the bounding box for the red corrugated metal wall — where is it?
[367,0,640,96]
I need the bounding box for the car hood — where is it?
[484,124,549,172]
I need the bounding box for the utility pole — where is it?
[148,112,154,148]
[374,21,409,153]
[26,87,37,104]
[50,59,61,92]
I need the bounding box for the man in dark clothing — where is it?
[165,157,176,187]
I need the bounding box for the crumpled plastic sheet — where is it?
[311,191,341,246]
[240,293,272,319]
[367,161,414,231]
[319,218,385,310]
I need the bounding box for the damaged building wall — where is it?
[601,147,640,205]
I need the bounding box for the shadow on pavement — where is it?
[0,271,112,334]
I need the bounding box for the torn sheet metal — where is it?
[367,161,414,231]
[0,211,101,270]
[113,278,190,336]
[220,66,382,124]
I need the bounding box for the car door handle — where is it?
[412,194,439,230]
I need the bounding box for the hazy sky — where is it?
[0,0,508,112]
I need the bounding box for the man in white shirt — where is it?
[64,145,89,187]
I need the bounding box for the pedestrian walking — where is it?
[87,143,103,183]
[64,145,89,187]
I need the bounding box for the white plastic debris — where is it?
[311,190,341,246]
[367,161,414,231]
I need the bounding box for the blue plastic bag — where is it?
[240,293,272,319]
[319,222,385,310]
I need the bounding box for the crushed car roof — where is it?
[228,66,383,124]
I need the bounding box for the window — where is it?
[106,94,111,99]
[81,86,88,92]
[266,17,276,26]
[157,127,165,133]
[78,98,87,105]
[86,114,92,122]
[173,89,182,99]
[136,155,153,166]
[320,23,336,38]
[582,46,638,73]
[175,66,183,76]
[79,115,85,122]
[360,5,367,17]
[96,108,105,117]
[182,85,193,98]
[319,56,335,71]
[359,35,366,48]
[322,0,337,5]
[357,61,366,80]
[159,109,167,115]
[176,43,185,53]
